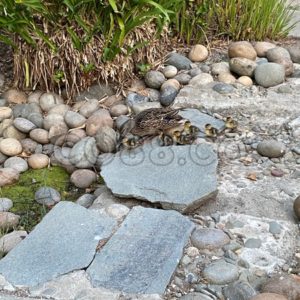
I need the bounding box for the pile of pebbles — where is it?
[165,212,300,300]
[0,40,299,299]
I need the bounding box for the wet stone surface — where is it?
[87,206,194,294]
[100,142,218,213]
[0,202,117,286]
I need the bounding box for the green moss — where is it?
[0,166,70,231]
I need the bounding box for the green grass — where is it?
[0,166,70,232]
[0,0,296,97]
[208,0,296,40]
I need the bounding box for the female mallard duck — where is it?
[121,107,184,138]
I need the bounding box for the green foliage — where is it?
[0,166,70,232]
[208,0,296,40]
[0,0,296,96]
[167,0,210,44]
[0,0,172,60]
[136,62,151,76]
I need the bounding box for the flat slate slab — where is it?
[87,206,195,294]
[0,201,116,287]
[101,142,218,212]
[179,108,225,134]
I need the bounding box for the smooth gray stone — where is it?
[69,137,99,168]
[0,202,116,287]
[75,83,114,102]
[223,281,256,300]
[254,63,285,88]
[244,238,262,249]
[203,259,239,285]
[160,85,178,106]
[101,142,218,212]
[269,221,282,234]
[166,53,192,70]
[179,108,225,133]
[144,71,165,89]
[213,83,235,94]
[126,93,149,108]
[87,206,194,294]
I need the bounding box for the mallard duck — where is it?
[225,116,238,131]
[125,107,184,137]
[205,124,218,138]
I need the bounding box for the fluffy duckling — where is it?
[172,130,185,145]
[205,124,218,138]
[183,120,200,136]
[225,116,238,131]
[121,135,142,150]
[158,131,174,146]
[172,130,196,145]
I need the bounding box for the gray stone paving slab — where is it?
[101,142,218,212]
[0,202,117,287]
[179,108,225,133]
[0,295,34,300]
[87,206,195,294]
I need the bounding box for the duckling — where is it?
[225,116,238,131]
[121,135,142,150]
[205,124,218,138]
[172,130,184,145]
[158,131,174,146]
[183,120,200,136]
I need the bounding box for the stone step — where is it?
[101,142,218,213]
[87,206,195,294]
[0,202,117,287]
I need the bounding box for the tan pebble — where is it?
[189,73,214,86]
[2,89,27,104]
[110,104,129,117]
[0,119,13,136]
[102,94,123,107]
[237,76,253,86]
[294,195,300,219]
[0,230,27,253]
[0,212,20,229]
[186,247,199,257]
[218,73,236,84]
[188,44,209,62]
[0,168,20,187]
[27,90,43,103]
[0,107,12,121]
[261,275,300,300]
[250,293,288,300]
[29,129,49,144]
[162,65,178,78]
[161,79,181,90]
[86,109,114,136]
[2,126,26,141]
[228,41,257,60]
[0,138,22,156]
[28,153,49,169]
[254,42,276,57]
[70,169,97,189]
